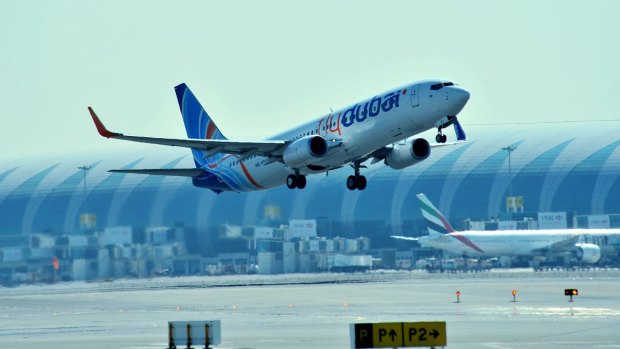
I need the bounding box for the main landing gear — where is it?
[286,173,306,189]
[347,162,367,190]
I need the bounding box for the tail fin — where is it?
[174,83,227,167]
[416,193,456,235]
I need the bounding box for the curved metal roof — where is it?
[1,121,619,235]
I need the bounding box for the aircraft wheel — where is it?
[296,175,307,189]
[356,176,367,190]
[346,176,357,190]
[435,134,443,143]
[441,134,447,143]
[286,175,296,189]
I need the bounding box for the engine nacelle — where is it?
[385,138,431,170]
[282,135,328,168]
[574,243,601,264]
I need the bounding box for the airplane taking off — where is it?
[391,194,620,264]
[88,80,470,193]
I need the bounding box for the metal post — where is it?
[168,323,176,349]
[186,323,192,349]
[501,146,516,211]
[78,165,91,215]
[204,324,210,349]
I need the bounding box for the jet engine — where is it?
[385,138,431,170]
[282,135,328,168]
[574,243,601,264]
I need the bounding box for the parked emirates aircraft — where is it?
[391,194,616,264]
[88,80,469,193]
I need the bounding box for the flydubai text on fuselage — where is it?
[88,80,470,193]
[391,194,618,264]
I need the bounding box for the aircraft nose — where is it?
[446,86,470,115]
[452,87,470,106]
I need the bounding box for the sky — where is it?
[1,0,619,159]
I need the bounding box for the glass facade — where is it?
[0,121,619,239]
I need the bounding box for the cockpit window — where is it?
[430,82,455,90]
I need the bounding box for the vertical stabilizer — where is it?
[416,193,456,235]
[174,83,227,167]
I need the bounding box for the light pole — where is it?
[501,146,516,212]
[78,165,91,215]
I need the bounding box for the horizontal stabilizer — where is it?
[390,235,419,241]
[109,168,206,177]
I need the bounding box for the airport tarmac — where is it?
[1,270,619,349]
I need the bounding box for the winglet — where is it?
[88,107,120,138]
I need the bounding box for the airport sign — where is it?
[538,211,567,229]
[564,289,578,296]
[351,321,446,348]
[168,320,221,348]
[565,288,579,302]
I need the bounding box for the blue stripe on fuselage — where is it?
[192,172,233,193]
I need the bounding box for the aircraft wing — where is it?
[548,235,581,252]
[89,107,288,156]
[390,235,419,241]
[429,140,468,148]
[367,139,468,165]
[534,235,581,254]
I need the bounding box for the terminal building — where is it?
[1,121,620,282]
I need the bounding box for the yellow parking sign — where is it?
[352,321,446,348]
[372,322,402,347]
[403,322,446,347]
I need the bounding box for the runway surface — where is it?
[1,270,619,349]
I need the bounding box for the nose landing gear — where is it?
[435,115,459,144]
[435,127,448,143]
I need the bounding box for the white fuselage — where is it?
[208,80,469,191]
[419,229,620,257]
